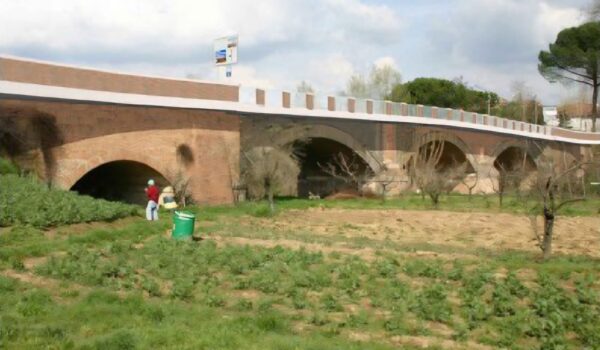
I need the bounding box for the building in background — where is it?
[556,102,600,131]
[543,106,559,127]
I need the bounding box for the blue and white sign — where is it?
[214,35,238,66]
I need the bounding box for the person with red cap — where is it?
[145,179,160,221]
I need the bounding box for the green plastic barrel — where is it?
[172,211,195,239]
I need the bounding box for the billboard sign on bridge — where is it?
[214,35,238,66]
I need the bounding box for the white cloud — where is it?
[374,56,398,69]
[0,0,591,104]
[307,54,355,93]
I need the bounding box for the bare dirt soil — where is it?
[245,209,600,258]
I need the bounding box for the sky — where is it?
[0,0,593,105]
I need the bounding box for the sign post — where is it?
[214,35,238,80]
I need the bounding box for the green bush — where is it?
[0,174,139,228]
[234,298,253,311]
[411,284,452,323]
[0,158,19,175]
[255,311,288,332]
[16,288,54,316]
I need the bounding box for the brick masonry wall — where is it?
[1,96,588,202]
[1,99,240,204]
[0,57,239,102]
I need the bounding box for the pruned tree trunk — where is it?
[498,191,503,208]
[542,206,554,260]
[430,193,440,208]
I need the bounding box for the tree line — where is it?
[299,65,544,124]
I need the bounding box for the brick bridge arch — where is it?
[414,130,477,171]
[273,124,383,172]
[490,140,543,169]
[52,131,178,191]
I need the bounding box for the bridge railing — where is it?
[239,86,586,139]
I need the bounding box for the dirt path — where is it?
[240,209,600,258]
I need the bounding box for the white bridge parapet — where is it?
[241,86,600,144]
[2,80,600,145]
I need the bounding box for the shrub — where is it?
[0,158,19,175]
[143,305,165,322]
[0,276,18,292]
[504,271,528,298]
[346,310,369,328]
[375,258,398,278]
[320,293,343,312]
[205,293,226,308]
[170,279,195,301]
[234,298,253,311]
[255,311,288,333]
[141,278,161,297]
[461,296,490,329]
[412,284,452,323]
[491,283,517,317]
[0,174,139,228]
[402,259,444,279]
[17,289,54,316]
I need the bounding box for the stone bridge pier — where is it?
[241,115,588,198]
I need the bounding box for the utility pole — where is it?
[487,92,491,115]
[533,96,538,124]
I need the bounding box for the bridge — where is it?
[1,55,599,204]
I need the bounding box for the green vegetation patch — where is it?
[0,174,139,228]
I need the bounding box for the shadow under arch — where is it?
[494,146,538,173]
[490,140,542,168]
[415,131,476,169]
[410,131,476,174]
[274,124,382,173]
[70,160,170,205]
[493,146,538,191]
[292,137,371,197]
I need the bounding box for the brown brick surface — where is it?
[1,99,240,204]
[0,57,239,101]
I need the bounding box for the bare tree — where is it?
[296,81,315,94]
[243,145,300,214]
[345,63,402,100]
[489,164,508,208]
[376,168,398,203]
[409,135,466,207]
[170,171,192,207]
[167,144,195,207]
[459,165,479,201]
[527,159,597,260]
[318,152,374,196]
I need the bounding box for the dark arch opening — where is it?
[494,147,536,188]
[71,160,170,205]
[293,138,370,198]
[494,147,536,173]
[416,141,475,173]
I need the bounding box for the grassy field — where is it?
[0,194,599,349]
